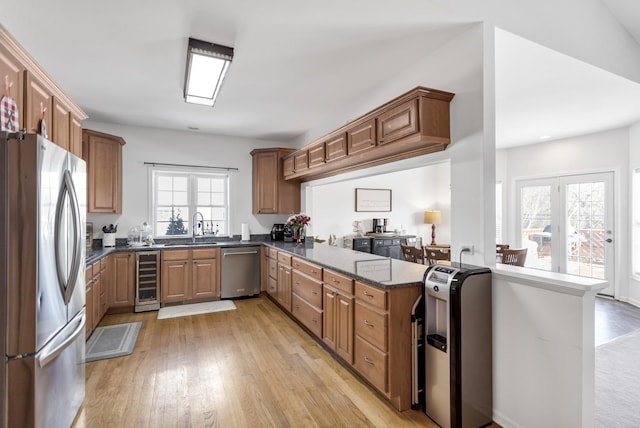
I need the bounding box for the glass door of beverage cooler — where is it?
[136,251,160,312]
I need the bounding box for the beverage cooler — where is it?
[135,251,161,312]
[422,264,492,428]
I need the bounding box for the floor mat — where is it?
[157,300,237,320]
[85,322,141,362]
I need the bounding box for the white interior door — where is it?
[516,172,615,295]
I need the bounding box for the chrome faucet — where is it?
[192,211,204,243]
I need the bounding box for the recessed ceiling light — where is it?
[539,135,552,140]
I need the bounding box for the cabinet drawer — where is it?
[292,293,323,338]
[162,250,190,261]
[100,258,107,271]
[277,252,292,266]
[292,257,322,281]
[269,248,278,259]
[192,248,218,259]
[355,281,387,310]
[354,300,388,351]
[292,270,323,309]
[268,276,277,295]
[354,335,388,394]
[85,268,93,283]
[324,269,354,295]
[269,258,278,279]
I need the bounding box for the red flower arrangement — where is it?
[287,213,310,243]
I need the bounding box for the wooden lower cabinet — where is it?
[109,252,135,311]
[85,276,94,339]
[161,248,220,304]
[86,255,112,338]
[324,286,354,364]
[291,293,322,337]
[277,263,292,312]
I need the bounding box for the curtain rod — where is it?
[144,161,238,171]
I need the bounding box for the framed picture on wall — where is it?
[355,188,392,212]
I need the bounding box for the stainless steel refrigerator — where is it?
[1,132,86,427]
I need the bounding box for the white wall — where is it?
[629,121,640,306]
[308,162,450,246]
[84,121,295,240]
[299,24,488,265]
[496,127,630,299]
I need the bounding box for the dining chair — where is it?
[496,244,510,262]
[424,246,450,265]
[499,248,528,266]
[400,244,425,264]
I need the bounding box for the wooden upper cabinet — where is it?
[283,155,295,177]
[1,26,86,153]
[308,142,326,168]
[0,43,23,130]
[82,128,125,214]
[377,98,418,145]
[325,133,347,163]
[52,96,71,152]
[24,72,52,136]
[282,87,454,182]
[347,118,376,155]
[69,114,83,158]
[293,150,308,172]
[251,148,300,214]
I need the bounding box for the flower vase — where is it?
[294,227,304,245]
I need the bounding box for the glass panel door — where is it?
[518,180,554,270]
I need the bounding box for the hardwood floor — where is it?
[73,295,443,427]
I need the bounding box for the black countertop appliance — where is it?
[271,223,285,241]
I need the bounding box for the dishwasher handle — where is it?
[223,250,259,257]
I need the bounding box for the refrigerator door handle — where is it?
[37,309,86,368]
[54,169,82,305]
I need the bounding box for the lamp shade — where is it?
[424,210,442,225]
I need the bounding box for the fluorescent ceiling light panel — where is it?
[184,38,233,107]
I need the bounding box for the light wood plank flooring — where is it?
[73,295,444,427]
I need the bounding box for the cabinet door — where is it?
[347,118,376,155]
[308,143,325,168]
[260,247,270,292]
[92,272,101,330]
[111,253,135,307]
[277,264,292,312]
[192,258,219,299]
[293,150,308,173]
[322,286,337,349]
[335,293,354,364]
[161,260,189,303]
[52,96,70,151]
[99,265,108,319]
[325,133,347,162]
[25,72,52,136]
[85,280,94,339]
[252,151,279,214]
[69,114,83,158]
[83,129,124,214]
[377,98,419,145]
[0,44,24,131]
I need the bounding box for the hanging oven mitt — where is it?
[37,101,48,139]
[1,76,19,132]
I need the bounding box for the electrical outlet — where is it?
[460,244,474,255]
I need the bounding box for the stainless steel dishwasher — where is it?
[220,246,261,298]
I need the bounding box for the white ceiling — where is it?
[1,0,640,148]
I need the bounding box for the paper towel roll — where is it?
[241,223,250,241]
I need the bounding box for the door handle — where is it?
[37,309,85,368]
[605,238,613,243]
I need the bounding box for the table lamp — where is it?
[424,210,442,245]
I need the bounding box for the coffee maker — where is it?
[271,223,285,240]
[373,218,388,234]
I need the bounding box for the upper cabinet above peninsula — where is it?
[283,86,454,182]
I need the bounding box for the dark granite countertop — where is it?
[264,241,427,289]
[86,238,427,290]
[85,239,264,266]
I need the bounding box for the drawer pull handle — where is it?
[312,270,317,274]
[312,291,317,295]
[363,291,374,298]
[312,318,317,323]
[364,356,375,365]
[364,320,374,327]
